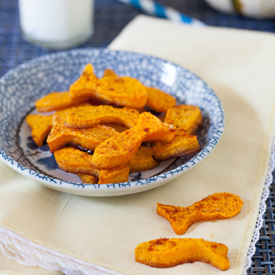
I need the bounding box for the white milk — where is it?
[19,0,94,49]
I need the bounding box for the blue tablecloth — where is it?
[0,1,274,274]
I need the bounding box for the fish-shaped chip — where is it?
[157,193,244,235]
[69,64,147,109]
[92,112,176,169]
[65,105,139,129]
[47,113,118,153]
[135,238,230,271]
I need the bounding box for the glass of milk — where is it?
[19,0,94,49]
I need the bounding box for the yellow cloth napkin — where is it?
[1,15,275,275]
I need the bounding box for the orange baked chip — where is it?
[70,64,147,109]
[78,174,98,184]
[95,75,147,108]
[165,105,203,134]
[47,113,118,153]
[69,64,99,102]
[65,105,139,129]
[98,166,130,184]
[92,112,176,169]
[35,91,91,113]
[157,193,244,235]
[139,113,176,143]
[135,238,230,271]
[152,131,201,161]
[129,146,159,173]
[102,71,176,112]
[146,87,176,113]
[26,114,53,147]
[54,148,129,184]
[54,147,100,177]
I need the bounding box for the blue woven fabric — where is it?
[247,170,275,275]
[0,0,274,78]
[0,0,275,273]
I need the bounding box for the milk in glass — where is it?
[19,0,94,49]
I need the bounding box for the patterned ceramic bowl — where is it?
[0,49,224,196]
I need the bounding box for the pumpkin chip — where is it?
[47,113,118,153]
[102,70,176,112]
[92,112,176,169]
[65,105,139,129]
[152,131,201,161]
[69,64,99,102]
[35,91,91,113]
[139,113,176,143]
[27,63,206,185]
[95,75,147,108]
[157,192,244,235]
[146,87,176,113]
[165,105,203,134]
[98,166,130,184]
[70,64,147,109]
[54,147,100,177]
[54,147,129,184]
[26,114,53,147]
[78,174,98,184]
[135,238,230,271]
[129,146,159,173]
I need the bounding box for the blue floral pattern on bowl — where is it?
[0,49,224,196]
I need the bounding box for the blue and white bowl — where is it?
[0,49,224,196]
